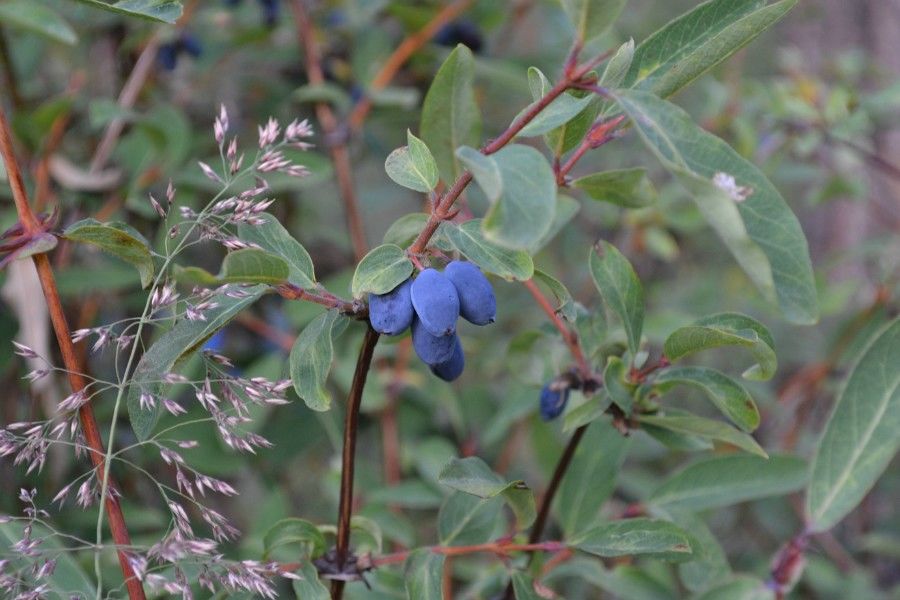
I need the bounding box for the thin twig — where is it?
[331,326,380,600]
[528,425,587,545]
[289,0,368,262]
[522,279,590,378]
[0,106,146,600]
[346,0,475,131]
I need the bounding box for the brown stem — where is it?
[331,326,380,600]
[522,278,590,378]
[276,283,359,314]
[346,0,475,131]
[289,0,368,262]
[0,106,145,599]
[528,425,587,545]
[409,67,590,255]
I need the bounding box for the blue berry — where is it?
[431,336,464,381]
[412,318,457,366]
[180,32,202,58]
[411,268,460,336]
[434,20,483,53]
[258,0,279,27]
[368,279,414,336]
[157,43,179,70]
[539,383,570,421]
[444,261,496,325]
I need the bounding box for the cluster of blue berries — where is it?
[368,261,496,382]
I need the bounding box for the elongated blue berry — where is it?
[411,268,459,336]
[431,336,464,381]
[368,279,414,335]
[445,261,496,325]
[539,383,570,421]
[412,317,457,365]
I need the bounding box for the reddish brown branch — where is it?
[346,0,475,131]
[0,106,145,600]
[331,326,380,600]
[369,539,567,568]
[523,279,590,378]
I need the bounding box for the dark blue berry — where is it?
[411,268,460,336]
[539,383,570,421]
[434,20,483,53]
[257,0,279,27]
[412,317,457,366]
[157,43,179,70]
[444,261,496,325]
[431,336,464,381]
[368,279,414,336]
[180,32,202,58]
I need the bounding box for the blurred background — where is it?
[0,1,898,598]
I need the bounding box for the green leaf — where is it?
[573,168,657,208]
[263,518,326,560]
[653,366,758,432]
[478,145,556,251]
[515,68,595,137]
[438,492,502,546]
[612,89,817,324]
[237,212,316,289]
[0,1,77,44]
[438,456,535,530]
[404,549,445,600]
[601,38,636,88]
[291,561,330,600]
[650,454,807,511]
[421,44,480,184]
[385,130,440,193]
[604,356,635,412]
[443,220,534,281]
[672,511,731,593]
[623,0,797,99]
[563,392,612,433]
[561,0,628,43]
[69,0,183,23]
[63,218,154,288]
[219,248,290,285]
[573,518,693,561]
[589,241,644,355]
[532,194,580,251]
[664,312,776,380]
[806,317,900,532]
[456,146,502,200]
[637,414,767,458]
[556,421,631,537]
[695,576,775,600]
[127,286,266,440]
[383,213,429,247]
[289,310,347,411]
[532,270,576,322]
[351,244,414,298]
[511,573,542,600]
[0,522,96,598]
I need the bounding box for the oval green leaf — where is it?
[351,244,414,298]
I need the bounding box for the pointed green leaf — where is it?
[673,511,732,593]
[385,130,439,193]
[612,89,817,323]
[0,1,77,44]
[128,286,266,440]
[263,518,326,561]
[515,68,595,137]
[532,270,576,322]
[438,492,502,546]
[237,212,316,289]
[653,366,759,432]
[806,318,900,532]
[573,518,694,561]
[456,146,502,200]
[69,0,183,23]
[573,168,657,208]
[664,312,776,380]
[289,310,347,411]
[532,194,580,251]
[650,454,807,511]
[404,549,445,600]
[561,0,628,43]
[421,44,480,184]
[589,241,644,355]
[637,414,767,458]
[624,0,797,99]
[512,573,543,600]
[443,220,534,281]
[439,456,535,530]
[601,38,636,89]
[480,145,556,251]
[219,248,290,285]
[696,576,775,600]
[351,244,414,298]
[556,421,631,537]
[63,218,154,288]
